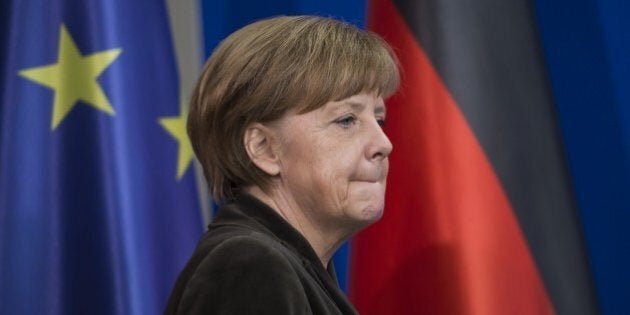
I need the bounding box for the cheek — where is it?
[328,154,366,208]
[312,153,358,207]
[282,125,364,205]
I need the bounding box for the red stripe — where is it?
[349,0,555,313]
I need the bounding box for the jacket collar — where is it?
[211,193,339,282]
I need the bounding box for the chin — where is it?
[361,204,385,222]
[345,200,385,227]
[343,182,386,226]
[335,203,384,236]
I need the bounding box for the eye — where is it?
[335,115,356,128]
[377,118,386,128]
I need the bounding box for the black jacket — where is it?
[165,193,358,314]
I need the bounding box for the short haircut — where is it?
[188,15,400,201]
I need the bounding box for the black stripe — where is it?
[391,0,599,313]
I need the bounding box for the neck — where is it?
[245,185,351,266]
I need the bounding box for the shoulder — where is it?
[175,233,310,314]
[201,233,301,279]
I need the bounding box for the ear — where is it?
[243,123,281,176]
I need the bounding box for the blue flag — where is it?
[0,1,204,314]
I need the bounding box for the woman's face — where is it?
[273,92,393,232]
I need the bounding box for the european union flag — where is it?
[0,1,204,314]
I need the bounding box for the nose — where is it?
[367,119,393,161]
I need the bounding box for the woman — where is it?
[166,15,399,314]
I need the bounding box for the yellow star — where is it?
[159,100,194,180]
[19,24,122,130]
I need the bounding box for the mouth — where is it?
[351,172,386,183]
[354,179,381,183]
[351,177,385,185]
[352,164,388,183]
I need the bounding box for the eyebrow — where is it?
[343,101,386,114]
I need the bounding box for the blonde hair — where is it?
[188,15,400,200]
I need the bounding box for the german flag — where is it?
[349,0,599,314]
